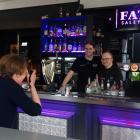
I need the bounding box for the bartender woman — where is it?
[59,42,99,96]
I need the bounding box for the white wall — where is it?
[0,0,139,10]
[80,0,140,9]
[0,0,77,10]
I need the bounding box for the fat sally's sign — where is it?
[116,6,140,30]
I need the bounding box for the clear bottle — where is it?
[106,79,111,95]
[85,77,92,94]
[106,79,110,90]
[118,80,125,97]
[111,81,118,96]
[95,74,100,93]
[100,79,104,95]
[100,79,104,90]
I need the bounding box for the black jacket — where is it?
[0,77,41,129]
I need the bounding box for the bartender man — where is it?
[59,42,99,96]
[98,50,123,89]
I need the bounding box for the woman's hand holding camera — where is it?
[29,70,36,87]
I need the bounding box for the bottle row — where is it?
[86,76,125,97]
[41,38,85,53]
[42,24,87,37]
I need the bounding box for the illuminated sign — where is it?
[116,6,140,30]
[130,63,139,72]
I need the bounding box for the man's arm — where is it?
[60,70,74,90]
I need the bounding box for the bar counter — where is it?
[24,92,140,140]
[37,91,140,109]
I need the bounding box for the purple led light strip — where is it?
[115,9,118,29]
[18,108,75,119]
[101,118,140,129]
[41,109,75,119]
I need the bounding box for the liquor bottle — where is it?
[48,39,54,52]
[44,25,48,36]
[77,41,82,51]
[76,4,83,16]
[100,79,104,90]
[70,25,76,36]
[57,26,63,37]
[59,7,63,17]
[58,39,62,52]
[53,25,57,37]
[75,24,80,36]
[67,39,73,52]
[67,25,71,36]
[66,9,70,17]
[41,37,48,53]
[118,80,125,96]
[79,25,84,36]
[63,24,68,37]
[85,77,92,94]
[73,41,77,52]
[111,81,117,91]
[62,38,67,52]
[106,79,111,95]
[44,40,48,53]
[95,74,100,93]
[49,26,54,37]
[106,79,110,90]
[83,25,87,36]
[54,39,58,52]
[110,81,118,96]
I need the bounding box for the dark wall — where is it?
[0,2,79,30]
[0,2,79,60]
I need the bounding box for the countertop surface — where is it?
[35,91,140,110]
[0,127,78,140]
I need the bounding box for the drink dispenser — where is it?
[122,39,128,63]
